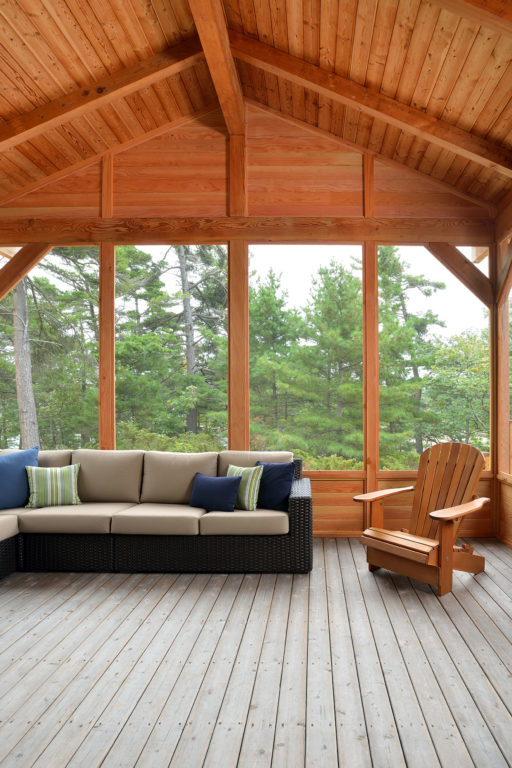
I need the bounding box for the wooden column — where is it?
[363,155,374,218]
[228,239,249,449]
[495,241,511,476]
[363,241,379,504]
[99,243,116,449]
[229,133,248,216]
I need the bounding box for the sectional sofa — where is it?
[0,448,313,575]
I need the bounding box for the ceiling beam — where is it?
[0,244,52,300]
[247,100,495,215]
[430,0,512,37]
[0,37,204,154]
[425,242,493,306]
[188,0,245,135]
[0,216,492,246]
[230,31,512,179]
[0,105,219,207]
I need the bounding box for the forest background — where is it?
[0,244,493,470]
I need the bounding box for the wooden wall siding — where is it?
[113,113,228,217]
[498,477,512,547]
[306,476,365,537]
[373,161,487,218]
[0,164,101,217]
[247,107,363,216]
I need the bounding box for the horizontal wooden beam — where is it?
[0,243,52,300]
[230,31,512,179]
[0,37,205,154]
[188,0,245,135]
[247,100,494,215]
[425,242,493,306]
[0,216,493,246]
[429,0,512,37]
[0,105,219,207]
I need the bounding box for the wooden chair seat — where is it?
[361,527,439,566]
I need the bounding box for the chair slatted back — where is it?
[409,443,485,539]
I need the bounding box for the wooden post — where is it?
[229,133,248,216]
[101,153,114,218]
[228,239,249,449]
[363,241,379,507]
[99,243,116,449]
[363,155,374,218]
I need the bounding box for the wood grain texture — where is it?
[228,240,249,449]
[426,242,493,306]
[99,243,116,449]
[0,243,52,300]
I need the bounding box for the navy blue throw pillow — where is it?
[256,461,295,511]
[190,472,242,512]
[0,446,39,510]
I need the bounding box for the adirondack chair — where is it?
[354,442,489,596]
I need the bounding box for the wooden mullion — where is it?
[363,241,379,501]
[99,242,116,449]
[228,239,249,449]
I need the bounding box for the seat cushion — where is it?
[218,450,293,476]
[140,451,218,504]
[0,515,19,541]
[111,503,205,535]
[72,450,144,503]
[200,509,289,535]
[17,502,137,534]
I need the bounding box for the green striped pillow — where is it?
[226,464,263,511]
[25,464,81,508]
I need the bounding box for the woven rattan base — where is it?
[20,533,114,572]
[0,535,17,578]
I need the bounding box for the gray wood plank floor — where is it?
[0,538,511,768]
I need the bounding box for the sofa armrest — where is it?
[288,477,312,518]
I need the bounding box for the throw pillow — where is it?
[190,473,241,512]
[256,461,295,511]
[0,447,39,509]
[25,463,81,509]
[227,464,264,511]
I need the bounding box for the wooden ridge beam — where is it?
[425,242,493,306]
[0,216,493,246]
[188,0,245,135]
[0,244,52,300]
[0,105,220,207]
[0,37,205,154]
[246,100,495,215]
[230,31,512,179]
[429,0,512,37]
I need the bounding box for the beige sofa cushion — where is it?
[141,451,218,504]
[17,502,136,534]
[0,514,18,541]
[72,449,144,503]
[39,450,71,467]
[200,509,289,535]
[112,503,205,535]
[218,450,293,476]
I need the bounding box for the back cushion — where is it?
[72,449,144,503]
[218,450,293,476]
[141,451,218,504]
[39,450,71,467]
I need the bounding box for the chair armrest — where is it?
[429,497,490,521]
[353,486,414,503]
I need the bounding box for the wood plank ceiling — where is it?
[0,0,511,212]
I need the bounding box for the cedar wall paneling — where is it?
[0,164,101,217]
[498,478,512,547]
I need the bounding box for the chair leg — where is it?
[438,519,454,596]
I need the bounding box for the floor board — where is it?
[0,538,511,767]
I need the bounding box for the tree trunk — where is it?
[13,278,40,448]
[177,246,198,433]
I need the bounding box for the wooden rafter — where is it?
[425,243,493,306]
[230,31,512,179]
[0,244,52,300]
[0,216,492,246]
[0,37,204,155]
[188,0,245,136]
[247,100,495,215]
[429,0,512,36]
[0,105,219,207]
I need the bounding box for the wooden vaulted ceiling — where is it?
[0,0,511,222]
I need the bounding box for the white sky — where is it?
[249,244,489,338]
